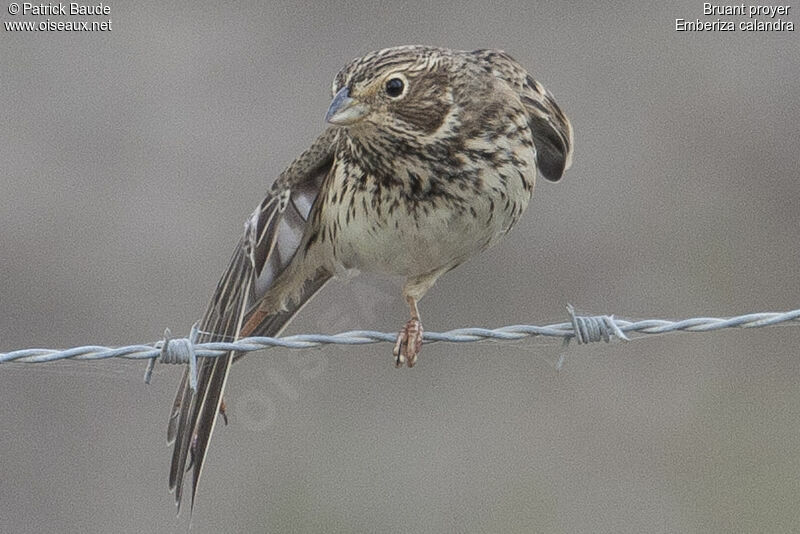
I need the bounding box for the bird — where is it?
[166,45,573,512]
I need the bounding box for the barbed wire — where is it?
[1,307,798,390]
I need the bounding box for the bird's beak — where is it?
[325,87,368,125]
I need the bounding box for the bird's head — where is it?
[325,46,456,139]
[325,45,573,183]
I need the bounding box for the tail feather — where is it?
[166,128,337,514]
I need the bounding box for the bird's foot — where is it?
[393,318,423,368]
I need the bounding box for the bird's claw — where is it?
[393,318,423,368]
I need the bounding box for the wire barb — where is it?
[0,308,798,378]
[566,304,630,345]
[143,324,200,390]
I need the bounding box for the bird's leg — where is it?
[218,398,228,426]
[393,296,423,368]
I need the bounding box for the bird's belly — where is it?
[331,174,531,278]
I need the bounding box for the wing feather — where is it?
[167,128,338,513]
[471,49,573,181]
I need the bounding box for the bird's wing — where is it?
[167,127,338,513]
[472,49,574,182]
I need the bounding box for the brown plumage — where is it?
[167,45,573,512]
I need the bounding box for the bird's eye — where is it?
[385,77,405,98]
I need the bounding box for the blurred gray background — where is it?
[2,1,799,532]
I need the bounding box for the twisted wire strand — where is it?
[2,307,798,382]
